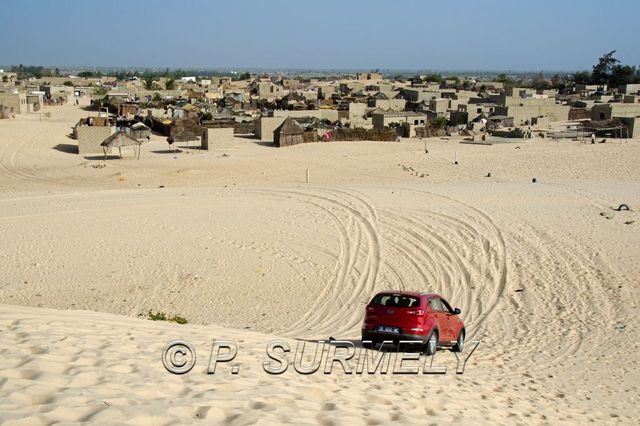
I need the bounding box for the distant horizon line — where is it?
[0,65,585,76]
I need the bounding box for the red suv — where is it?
[361,291,465,355]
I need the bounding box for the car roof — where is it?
[375,290,440,298]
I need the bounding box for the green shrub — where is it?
[147,310,189,324]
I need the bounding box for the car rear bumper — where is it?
[362,330,427,344]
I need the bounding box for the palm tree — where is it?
[143,76,157,90]
[165,78,176,90]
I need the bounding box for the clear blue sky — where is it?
[2,0,638,71]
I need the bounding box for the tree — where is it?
[430,116,447,129]
[570,71,591,85]
[165,78,176,90]
[1,75,8,83]
[425,73,442,83]
[591,50,619,85]
[142,75,158,90]
[94,86,109,96]
[232,72,251,81]
[78,71,102,78]
[610,64,638,87]
[530,71,550,91]
[570,51,640,88]
[63,81,73,87]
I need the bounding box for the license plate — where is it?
[377,326,400,334]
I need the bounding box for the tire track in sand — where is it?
[252,187,508,340]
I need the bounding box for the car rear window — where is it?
[371,294,421,308]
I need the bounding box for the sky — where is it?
[1,0,639,71]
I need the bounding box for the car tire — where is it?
[425,330,438,356]
[453,330,465,353]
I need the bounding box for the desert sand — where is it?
[0,101,639,424]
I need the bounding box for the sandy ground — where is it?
[0,101,639,424]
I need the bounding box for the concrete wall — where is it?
[348,103,372,128]
[371,113,427,130]
[458,103,496,122]
[531,116,550,130]
[130,89,187,99]
[0,93,28,114]
[429,98,449,114]
[26,93,44,112]
[492,95,556,107]
[371,99,406,111]
[592,103,640,120]
[77,126,114,155]
[620,84,640,95]
[401,89,439,103]
[495,104,569,125]
[272,109,339,122]
[449,110,469,125]
[619,117,640,138]
[202,127,234,150]
[609,103,640,118]
[505,87,537,97]
[256,117,286,141]
[318,84,338,99]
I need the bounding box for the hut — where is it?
[273,117,304,147]
[578,119,630,139]
[101,131,142,160]
[130,122,151,140]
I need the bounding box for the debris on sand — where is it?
[617,204,630,211]
[398,164,428,178]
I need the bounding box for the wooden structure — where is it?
[101,131,142,160]
[578,119,630,139]
[130,122,151,140]
[273,117,304,147]
[324,128,397,141]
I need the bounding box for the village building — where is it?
[0,92,28,114]
[74,116,116,155]
[371,111,427,130]
[273,117,304,147]
[201,127,234,150]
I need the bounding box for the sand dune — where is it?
[0,102,639,424]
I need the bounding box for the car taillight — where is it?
[408,309,424,316]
